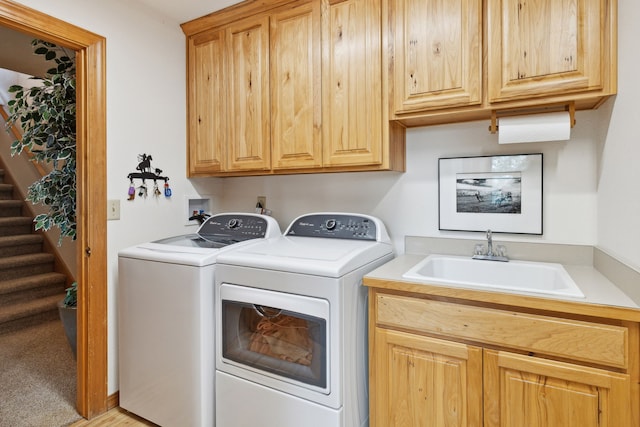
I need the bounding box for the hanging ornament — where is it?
[138,183,147,198]
[128,180,135,200]
[164,180,172,198]
[153,181,161,197]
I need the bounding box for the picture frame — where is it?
[438,153,543,234]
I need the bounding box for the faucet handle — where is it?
[474,244,485,256]
[496,245,507,258]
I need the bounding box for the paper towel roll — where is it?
[498,111,571,144]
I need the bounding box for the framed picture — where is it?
[438,153,543,234]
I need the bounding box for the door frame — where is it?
[0,0,107,419]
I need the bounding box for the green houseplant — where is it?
[5,39,77,245]
[4,39,78,355]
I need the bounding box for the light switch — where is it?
[107,199,120,220]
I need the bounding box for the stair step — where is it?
[0,216,33,236]
[0,200,23,217]
[0,272,67,306]
[0,234,44,257]
[0,253,55,281]
[0,293,62,335]
[0,166,73,334]
[0,183,13,200]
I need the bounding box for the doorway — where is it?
[0,0,108,419]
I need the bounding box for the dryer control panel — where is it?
[286,213,379,241]
[198,214,272,242]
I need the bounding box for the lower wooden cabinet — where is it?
[484,350,630,427]
[372,328,483,426]
[368,287,638,427]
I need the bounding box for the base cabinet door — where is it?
[484,350,632,427]
[371,328,483,427]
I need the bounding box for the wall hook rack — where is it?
[127,153,169,181]
[126,153,172,199]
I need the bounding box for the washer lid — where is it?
[117,213,282,266]
[153,233,228,249]
[216,236,393,277]
[216,213,393,276]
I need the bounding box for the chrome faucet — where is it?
[472,229,508,262]
[486,229,494,257]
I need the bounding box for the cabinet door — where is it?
[227,15,271,171]
[484,350,631,427]
[487,0,608,103]
[390,0,482,114]
[371,328,483,427]
[270,1,322,170]
[322,0,382,167]
[187,30,226,175]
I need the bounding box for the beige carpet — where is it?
[0,319,82,427]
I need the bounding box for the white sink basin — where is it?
[402,255,585,298]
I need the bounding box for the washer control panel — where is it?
[286,213,378,241]
[198,214,271,241]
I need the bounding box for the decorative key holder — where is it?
[126,153,171,200]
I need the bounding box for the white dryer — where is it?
[118,213,281,427]
[214,212,394,427]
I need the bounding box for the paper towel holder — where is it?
[489,102,576,134]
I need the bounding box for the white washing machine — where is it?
[117,213,281,427]
[214,212,394,427]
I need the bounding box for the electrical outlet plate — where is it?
[107,199,120,220]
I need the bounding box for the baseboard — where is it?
[107,392,119,410]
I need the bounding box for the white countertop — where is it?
[365,247,640,318]
[366,253,639,310]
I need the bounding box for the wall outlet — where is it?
[107,199,120,220]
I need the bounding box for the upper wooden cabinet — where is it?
[182,0,405,177]
[323,0,386,168]
[187,29,226,174]
[389,0,617,126]
[226,14,271,172]
[390,0,483,114]
[270,1,322,170]
[487,0,613,104]
[187,19,272,175]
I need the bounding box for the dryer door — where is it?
[218,284,330,395]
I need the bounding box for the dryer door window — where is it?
[220,286,329,391]
[221,300,327,388]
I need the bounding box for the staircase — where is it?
[0,168,66,334]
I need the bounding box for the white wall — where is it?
[206,109,604,253]
[597,0,640,270]
[11,0,640,397]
